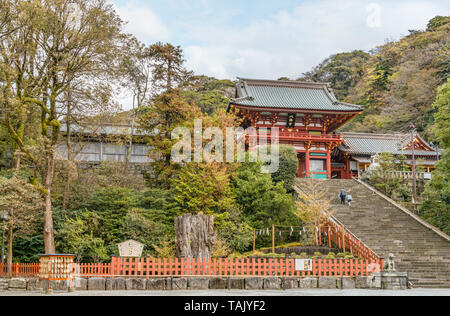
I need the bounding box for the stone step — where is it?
[296,179,450,288]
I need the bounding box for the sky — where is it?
[110,0,449,108]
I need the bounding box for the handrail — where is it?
[294,185,382,263]
[326,216,382,262]
[354,178,450,243]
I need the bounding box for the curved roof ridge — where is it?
[238,77,331,89]
[342,132,408,138]
[336,101,364,109]
[232,77,363,112]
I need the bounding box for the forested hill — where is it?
[298,16,450,140]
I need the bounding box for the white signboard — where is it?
[118,240,144,258]
[295,259,313,271]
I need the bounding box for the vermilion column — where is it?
[305,150,311,178]
[345,156,351,179]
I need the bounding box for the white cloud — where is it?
[114,1,170,42]
[184,0,447,80]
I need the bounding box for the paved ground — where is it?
[1,289,449,296]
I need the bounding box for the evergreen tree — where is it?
[419,79,450,235]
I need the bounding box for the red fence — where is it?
[0,257,383,279]
[319,218,382,263]
[0,263,39,277]
[76,263,111,278]
[107,257,382,278]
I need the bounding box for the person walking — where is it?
[347,193,353,207]
[339,188,347,205]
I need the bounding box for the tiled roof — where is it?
[230,78,362,112]
[340,132,439,157]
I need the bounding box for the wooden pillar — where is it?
[328,227,332,249]
[318,226,322,246]
[297,155,302,178]
[342,227,346,253]
[305,150,311,179]
[327,151,332,179]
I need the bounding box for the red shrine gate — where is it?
[229,78,362,179]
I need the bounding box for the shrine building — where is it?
[228,78,440,179]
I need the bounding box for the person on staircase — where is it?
[347,193,353,207]
[340,188,347,205]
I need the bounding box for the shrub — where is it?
[269,145,299,193]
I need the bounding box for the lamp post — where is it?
[1,211,7,265]
[410,124,417,205]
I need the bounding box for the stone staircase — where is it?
[296,179,450,288]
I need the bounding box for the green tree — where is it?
[0,175,43,276]
[419,79,450,235]
[270,145,298,193]
[427,16,450,31]
[183,76,235,115]
[369,152,412,201]
[57,210,109,263]
[149,42,192,92]
[295,180,334,246]
[139,89,200,188]
[299,50,370,99]
[0,0,126,253]
[231,160,298,230]
[172,162,235,215]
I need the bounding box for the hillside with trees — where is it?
[299,16,450,140]
[298,16,449,235]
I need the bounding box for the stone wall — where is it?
[0,274,409,292]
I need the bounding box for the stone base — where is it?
[0,275,409,292]
[88,278,106,291]
[147,278,166,291]
[281,278,299,289]
[245,277,263,290]
[126,278,146,290]
[318,277,338,289]
[0,279,9,291]
[371,272,409,290]
[229,278,244,289]
[300,278,318,289]
[210,278,227,290]
[8,278,27,291]
[106,278,126,291]
[264,277,281,290]
[188,278,210,290]
[172,278,188,290]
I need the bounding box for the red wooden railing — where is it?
[0,263,40,277]
[105,257,381,278]
[318,217,382,263]
[265,131,344,142]
[76,263,111,278]
[0,257,382,279]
